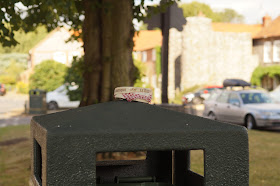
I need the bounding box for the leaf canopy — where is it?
[0,0,179,47]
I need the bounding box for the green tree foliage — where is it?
[29,60,67,92]
[133,58,146,88]
[0,53,28,73]
[180,1,244,23]
[251,65,280,86]
[0,26,48,53]
[0,53,28,85]
[64,57,84,101]
[217,8,244,23]
[155,46,161,76]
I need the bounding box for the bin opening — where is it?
[34,139,42,185]
[96,150,204,185]
[190,150,204,176]
[96,151,146,161]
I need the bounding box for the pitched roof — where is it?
[133,30,162,51]
[29,27,83,53]
[212,22,263,38]
[254,16,280,39]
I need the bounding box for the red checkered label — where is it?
[122,93,152,103]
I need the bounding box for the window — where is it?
[53,52,67,64]
[263,41,272,63]
[142,51,147,62]
[228,93,240,105]
[240,92,272,104]
[273,40,280,62]
[216,92,229,103]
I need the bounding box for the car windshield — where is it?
[240,92,273,104]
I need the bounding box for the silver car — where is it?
[203,89,280,129]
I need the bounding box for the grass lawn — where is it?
[0,125,30,186]
[0,125,279,185]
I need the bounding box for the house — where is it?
[253,15,280,90]
[135,18,263,102]
[168,16,259,100]
[212,22,263,38]
[29,27,84,68]
[133,30,162,102]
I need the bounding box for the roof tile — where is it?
[212,22,263,38]
[254,16,280,39]
[133,30,162,51]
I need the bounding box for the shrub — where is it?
[0,75,16,85]
[0,53,28,74]
[133,59,146,87]
[64,57,84,101]
[29,60,67,92]
[251,65,280,86]
[16,81,29,94]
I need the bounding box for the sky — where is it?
[138,0,280,24]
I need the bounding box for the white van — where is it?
[46,85,80,110]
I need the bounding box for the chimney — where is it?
[263,14,272,27]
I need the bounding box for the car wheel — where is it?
[245,115,256,130]
[48,101,58,110]
[208,112,216,120]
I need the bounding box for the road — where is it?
[0,92,31,128]
[0,92,68,128]
[0,92,27,115]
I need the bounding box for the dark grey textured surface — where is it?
[30,100,248,186]
[29,89,47,114]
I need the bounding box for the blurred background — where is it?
[0,0,280,185]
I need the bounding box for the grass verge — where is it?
[0,125,279,185]
[0,125,30,186]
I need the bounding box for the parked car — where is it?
[182,85,223,105]
[203,88,280,129]
[0,83,6,96]
[46,85,80,110]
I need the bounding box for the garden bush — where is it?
[16,81,29,94]
[29,60,67,92]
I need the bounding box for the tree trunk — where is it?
[80,0,102,106]
[100,0,113,102]
[80,0,135,106]
[111,0,135,90]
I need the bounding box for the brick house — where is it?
[133,30,162,102]
[253,15,280,90]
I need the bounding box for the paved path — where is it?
[0,115,32,128]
